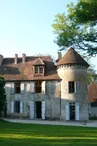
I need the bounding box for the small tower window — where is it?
[69,81,75,93]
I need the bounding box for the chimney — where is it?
[14,54,18,64]
[22,53,26,63]
[58,52,62,60]
[0,54,3,66]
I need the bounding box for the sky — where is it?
[0,0,97,70]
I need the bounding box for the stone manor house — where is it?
[0,48,90,121]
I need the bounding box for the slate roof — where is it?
[57,47,89,67]
[0,56,60,81]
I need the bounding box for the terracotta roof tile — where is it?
[57,47,89,67]
[33,58,45,65]
[88,81,97,102]
[0,55,60,81]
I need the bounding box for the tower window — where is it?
[69,81,75,93]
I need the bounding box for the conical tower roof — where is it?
[57,47,89,67]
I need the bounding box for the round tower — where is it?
[57,47,89,121]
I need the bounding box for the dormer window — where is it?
[35,66,44,74]
[39,66,44,73]
[33,58,45,76]
[35,66,38,73]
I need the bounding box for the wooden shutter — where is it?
[30,102,35,119]
[20,101,23,113]
[75,102,79,120]
[65,81,68,93]
[11,101,14,113]
[42,101,46,120]
[26,82,30,92]
[42,81,46,94]
[21,82,25,94]
[75,81,80,93]
[66,103,70,120]
[11,82,14,94]
[30,82,35,93]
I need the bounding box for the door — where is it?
[36,101,41,118]
[70,103,75,120]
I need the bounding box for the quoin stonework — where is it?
[0,47,90,121]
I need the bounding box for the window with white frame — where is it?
[68,81,75,93]
[15,82,20,93]
[35,81,42,93]
[35,66,44,74]
[14,101,20,113]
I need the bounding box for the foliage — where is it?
[0,77,6,115]
[52,0,97,57]
[87,65,97,84]
[1,121,97,146]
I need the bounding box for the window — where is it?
[35,66,38,73]
[35,81,42,93]
[69,81,75,93]
[39,66,43,73]
[34,66,44,74]
[14,101,20,113]
[15,82,20,93]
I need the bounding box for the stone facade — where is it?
[5,81,61,120]
[1,47,89,121]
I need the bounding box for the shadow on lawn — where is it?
[0,121,97,146]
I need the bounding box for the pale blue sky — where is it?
[0,0,96,70]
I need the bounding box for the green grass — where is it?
[0,120,97,146]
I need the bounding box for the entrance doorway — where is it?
[36,101,41,118]
[70,103,75,120]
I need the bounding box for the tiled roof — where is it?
[0,56,60,81]
[57,47,89,67]
[33,58,45,65]
[88,81,97,102]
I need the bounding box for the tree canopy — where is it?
[52,0,97,57]
[0,77,6,116]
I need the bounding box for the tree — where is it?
[0,77,6,116]
[52,0,97,57]
[87,65,97,84]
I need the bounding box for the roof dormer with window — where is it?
[33,58,45,76]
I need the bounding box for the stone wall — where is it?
[5,80,61,120]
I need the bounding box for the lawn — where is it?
[0,120,97,146]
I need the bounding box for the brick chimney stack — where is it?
[58,52,62,60]
[0,54,3,66]
[14,54,18,64]
[22,53,26,63]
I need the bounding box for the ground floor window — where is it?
[14,101,20,113]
